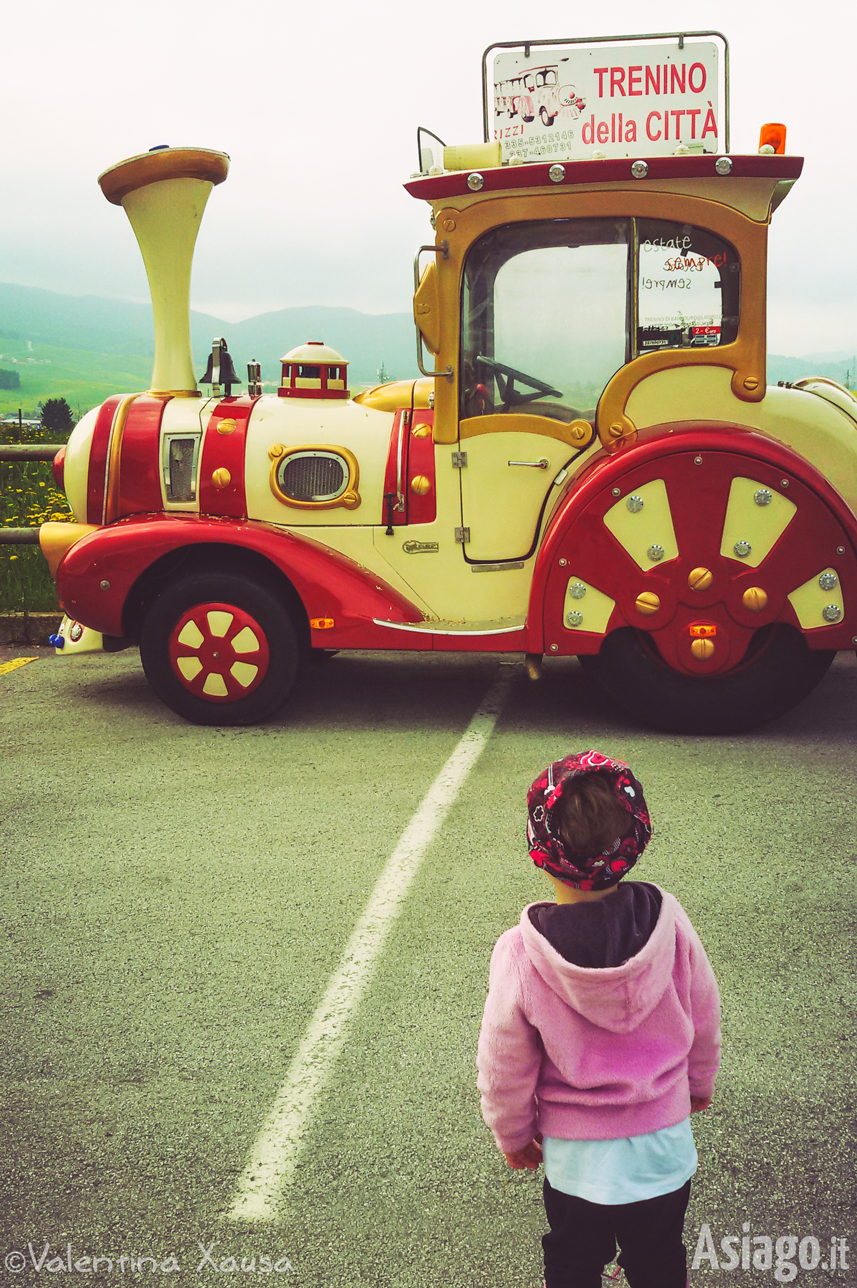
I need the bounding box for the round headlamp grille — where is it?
[278,451,347,502]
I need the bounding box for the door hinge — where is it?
[455,526,471,544]
[451,451,468,468]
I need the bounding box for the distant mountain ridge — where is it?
[0,280,854,390]
[0,282,418,386]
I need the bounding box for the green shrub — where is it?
[1,422,74,613]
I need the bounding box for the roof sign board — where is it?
[490,38,722,164]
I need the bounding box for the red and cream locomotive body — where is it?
[40,35,857,731]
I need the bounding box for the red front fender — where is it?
[55,514,425,645]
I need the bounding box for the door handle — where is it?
[508,458,549,469]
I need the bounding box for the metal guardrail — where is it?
[0,445,64,461]
[0,443,65,545]
[3,529,42,544]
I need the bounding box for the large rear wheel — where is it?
[140,573,302,726]
[580,625,835,734]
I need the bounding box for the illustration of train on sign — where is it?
[39,31,857,732]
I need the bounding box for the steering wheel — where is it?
[477,355,562,412]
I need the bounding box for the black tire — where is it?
[540,107,555,126]
[579,625,836,734]
[140,572,302,726]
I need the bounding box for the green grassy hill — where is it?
[0,283,418,417]
[0,281,853,422]
[0,345,154,420]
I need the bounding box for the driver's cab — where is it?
[453,211,740,563]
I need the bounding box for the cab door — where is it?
[459,218,631,563]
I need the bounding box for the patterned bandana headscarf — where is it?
[527,750,651,891]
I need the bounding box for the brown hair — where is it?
[552,773,630,857]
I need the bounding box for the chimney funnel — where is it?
[99,146,229,396]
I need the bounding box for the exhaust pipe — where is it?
[98,146,229,396]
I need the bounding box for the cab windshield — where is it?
[460,217,739,422]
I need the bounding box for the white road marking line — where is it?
[226,668,512,1222]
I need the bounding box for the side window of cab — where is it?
[460,218,631,422]
[636,219,740,354]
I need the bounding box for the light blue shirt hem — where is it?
[543,1119,698,1205]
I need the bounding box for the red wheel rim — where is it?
[168,602,271,702]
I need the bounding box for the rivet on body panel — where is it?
[636,592,660,615]
[743,587,768,611]
[688,567,713,591]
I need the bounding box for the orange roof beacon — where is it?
[40,33,857,732]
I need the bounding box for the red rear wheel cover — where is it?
[167,601,271,702]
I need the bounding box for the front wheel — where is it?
[580,626,835,734]
[140,573,302,725]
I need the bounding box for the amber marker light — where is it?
[689,623,717,637]
[310,618,335,629]
[758,123,787,154]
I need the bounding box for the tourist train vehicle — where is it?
[39,32,857,731]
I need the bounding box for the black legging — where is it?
[542,1176,691,1288]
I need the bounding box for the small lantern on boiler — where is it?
[278,341,349,400]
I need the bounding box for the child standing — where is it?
[477,750,720,1288]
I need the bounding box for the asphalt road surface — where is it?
[2,645,855,1287]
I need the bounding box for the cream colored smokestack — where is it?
[99,147,230,395]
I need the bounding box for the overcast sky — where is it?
[2,0,855,357]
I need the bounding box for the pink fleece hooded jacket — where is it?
[477,888,721,1153]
